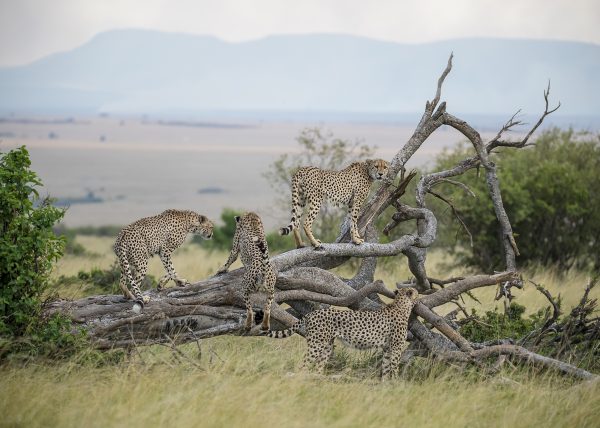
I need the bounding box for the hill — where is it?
[1,30,598,119]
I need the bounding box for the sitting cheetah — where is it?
[216,212,276,331]
[279,159,389,248]
[114,209,214,312]
[267,287,418,380]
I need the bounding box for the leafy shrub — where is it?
[459,303,545,343]
[68,224,122,237]
[55,262,157,295]
[52,224,87,255]
[432,128,600,271]
[0,146,65,337]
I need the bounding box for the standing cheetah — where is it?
[279,159,389,248]
[216,212,276,331]
[267,287,418,380]
[114,209,213,312]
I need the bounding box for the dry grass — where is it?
[3,236,598,427]
[1,336,599,428]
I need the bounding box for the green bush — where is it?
[432,128,600,271]
[67,224,122,237]
[52,224,87,255]
[0,146,66,337]
[459,303,545,343]
[55,262,157,295]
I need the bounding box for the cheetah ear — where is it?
[234,216,241,223]
[408,288,418,300]
[197,214,207,224]
[393,289,400,296]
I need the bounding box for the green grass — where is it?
[4,235,595,428]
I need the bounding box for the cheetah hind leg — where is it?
[243,292,254,331]
[303,198,323,248]
[131,256,151,312]
[292,228,306,249]
[260,292,273,331]
[119,274,136,300]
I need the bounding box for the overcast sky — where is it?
[1,0,599,67]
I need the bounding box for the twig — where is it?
[427,189,473,247]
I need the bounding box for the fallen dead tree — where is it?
[46,55,597,381]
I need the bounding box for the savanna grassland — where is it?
[1,235,599,428]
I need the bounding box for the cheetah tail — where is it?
[280,175,302,236]
[265,320,303,339]
[252,236,270,267]
[279,224,294,236]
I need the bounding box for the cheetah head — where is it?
[191,214,214,240]
[365,159,390,181]
[235,212,263,230]
[393,287,419,308]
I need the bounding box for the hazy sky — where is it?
[1,0,599,67]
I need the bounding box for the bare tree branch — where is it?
[427,189,474,247]
[488,81,561,151]
[470,345,597,381]
[419,272,519,308]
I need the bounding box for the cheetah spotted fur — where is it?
[217,212,276,331]
[279,159,389,247]
[267,287,418,379]
[114,209,214,312]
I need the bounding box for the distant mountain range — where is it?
[1,29,598,121]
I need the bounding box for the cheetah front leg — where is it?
[349,192,367,245]
[381,341,409,381]
[158,249,189,288]
[303,198,323,247]
[304,339,333,374]
[216,237,240,274]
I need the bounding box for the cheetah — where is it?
[267,287,418,380]
[279,159,389,248]
[216,212,276,331]
[114,209,214,312]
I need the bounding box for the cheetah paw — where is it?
[175,278,190,287]
[132,296,150,313]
